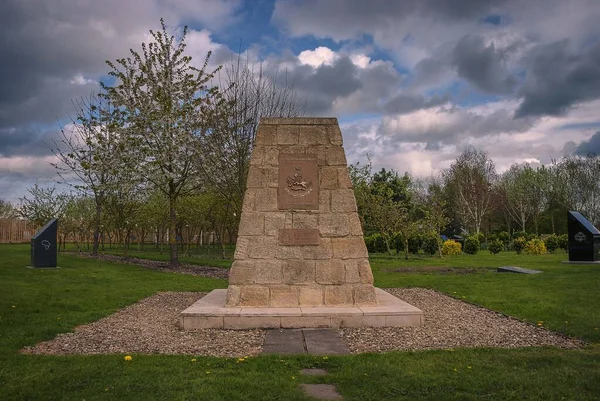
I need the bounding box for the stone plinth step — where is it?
[497,266,542,274]
[179,288,423,330]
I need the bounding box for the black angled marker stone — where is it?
[31,218,58,268]
[567,211,600,262]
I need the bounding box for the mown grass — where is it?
[1,244,600,400]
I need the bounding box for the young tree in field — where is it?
[499,164,535,232]
[198,54,305,215]
[102,19,224,267]
[18,184,71,231]
[51,92,123,255]
[421,177,450,257]
[0,199,17,219]
[443,148,498,234]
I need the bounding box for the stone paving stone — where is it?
[300,384,343,400]
[303,329,350,355]
[497,266,543,274]
[300,368,328,376]
[262,329,305,355]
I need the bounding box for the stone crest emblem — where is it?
[285,166,313,197]
[574,231,587,242]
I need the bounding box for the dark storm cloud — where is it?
[452,34,517,94]
[383,93,448,115]
[515,40,600,117]
[575,131,600,156]
[303,57,362,98]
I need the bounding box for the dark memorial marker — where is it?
[567,211,600,262]
[31,218,58,268]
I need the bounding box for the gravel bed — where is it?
[22,292,263,357]
[70,253,229,279]
[22,289,583,357]
[341,288,583,353]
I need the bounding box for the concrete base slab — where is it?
[497,266,542,274]
[263,329,305,355]
[561,260,600,264]
[180,288,423,330]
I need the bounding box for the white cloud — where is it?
[298,46,338,67]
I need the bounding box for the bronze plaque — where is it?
[279,229,320,246]
[278,153,319,210]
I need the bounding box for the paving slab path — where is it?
[263,329,350,355]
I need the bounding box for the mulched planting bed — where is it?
[22,289,582,357]
[71,253,229,279]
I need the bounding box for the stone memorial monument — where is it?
[30,218,58,268]
[180,118,423,329]
[567,211,600,262]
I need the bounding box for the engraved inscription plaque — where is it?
[279,229,320,246]
[278,153,319,210]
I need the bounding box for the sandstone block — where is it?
[326,124,343,145]
[249,147,265,166]
[316,259,346,285]
[353,285,377,305]
[239,286,270,307]
[255,188,277,211]
[357,259,374,284]
[255,125,277,145]
[228,260,255,285]
[305,146,328,165]
[264,147,279,165]
[262,117,337,126]
[234,237,250,259]
[277,125,299,145]
[283,260,316,284]
[344,260,361,283]
[319,189,331,213]
[254,260,284,284]
[348,214,364,236]
[241,189,257,212]
[331,189,357,212]
[281,316,331,328]
[298,125,328,145]
[264,212,287,236]
[326,147,347,166]
[337,167,353,188]
[238,213,264,236]
[270,285,299,307]
[225,285,241,306]
[303,238,332,259]
[332,237,368,259]
[320,166,339,189]
[298,286,324,306]
[292,213,318,229]
[275,245,304,259]
[324,285,353,306]
[246,168,265,188]
[319,213,350,237]
[247,236,277,259]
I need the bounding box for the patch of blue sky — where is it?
[480,14,510,26]
[338,113,382,124]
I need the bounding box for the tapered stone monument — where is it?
[180,118,423,329]
[30,218,58,268]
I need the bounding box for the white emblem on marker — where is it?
[574,232,586,242]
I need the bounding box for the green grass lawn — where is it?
[1,244,600,400]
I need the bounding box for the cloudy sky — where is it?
[2,0,600,202]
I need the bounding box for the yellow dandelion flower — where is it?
[453,368,458,372]
[191,359,197,362]
[467,366,472,369]
[291,376,296,380]
[206,371,211,374]
[11,306,16,308]
[124,355,132,361]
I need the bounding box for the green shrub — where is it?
[407,234,423,254]
[393,232,405,254]
[463,236,480,255]
[513,236,527,254]
[524,238,547,255]
[487,233,498,242]
[544,234,559,253]
[558,234,569,251]
[476,232,485,245]
[498,231,510,245]
[512,230,527,239]
[365,233,387,253]
[441,239,462,256]
[422,234,440,255]
[488,239,504,254]
[526,233,538,241]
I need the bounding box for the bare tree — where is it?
[51,91,123,255]
[198,54,306,215]
[443,148,498,234]
[18,184,70,226]
[0,199,17,219]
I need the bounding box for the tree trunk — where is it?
[404,238,409,260]
[92,201,101,256]
[169,195,179,267]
